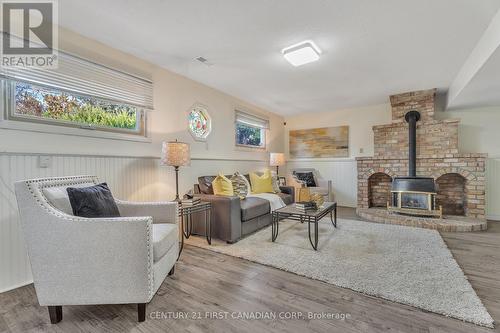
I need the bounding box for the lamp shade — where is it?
[161,140,191,167]
[269,153,285,166]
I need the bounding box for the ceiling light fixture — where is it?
[281,40,321,67]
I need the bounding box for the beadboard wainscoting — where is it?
[285,159,358,207]
[0,152,269,293]
[486,157,500,221]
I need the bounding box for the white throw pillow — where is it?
[270,170,281,193]
[42,182,95,215]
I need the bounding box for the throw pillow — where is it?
[270,170,281,193]
[212,173,234,196]
[295,172,317,187]
[249,169,274,194]
[230,172,250,199]
[66,183,121,218]
[43,182,96,215]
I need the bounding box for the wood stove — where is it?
[388,111,442,218]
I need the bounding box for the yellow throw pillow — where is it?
[249,170,274,194]
[212,173,234,196]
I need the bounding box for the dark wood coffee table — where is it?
[271,202,337,251]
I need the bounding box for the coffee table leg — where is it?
[330,209,337,228]
[308,220,318,251]
[272,212,279,242]
[315,219,319,249]
[206,208,211,245]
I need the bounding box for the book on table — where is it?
[181,198,201,206]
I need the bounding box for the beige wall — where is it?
[0,26,285,160]
[435,106,500,157]
[284,104,392,159]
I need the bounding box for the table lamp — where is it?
[269,152,285,176]
[161,140,191,202]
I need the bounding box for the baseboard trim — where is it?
[0,279,33,293]
[487,215,500,221]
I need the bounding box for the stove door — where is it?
[400,192,430,210]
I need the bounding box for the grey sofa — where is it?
[193,175,295,243]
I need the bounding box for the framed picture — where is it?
[278,177,287,186]
[289,126,349,158]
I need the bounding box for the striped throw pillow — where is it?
[230,172,250,199]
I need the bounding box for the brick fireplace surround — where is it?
[356,89,487,232]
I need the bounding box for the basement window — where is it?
[235,110,268,149]
[0,47,153,140]
[8,81,145,135]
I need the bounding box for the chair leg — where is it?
[138,303,146,322]
[168,265,175,276]
[48,306,62,324]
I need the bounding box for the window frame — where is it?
[1,79,150,142]
[234,111,268,150]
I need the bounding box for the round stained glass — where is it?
[188,104,211,141]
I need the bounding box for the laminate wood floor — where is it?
[1,207,499,333]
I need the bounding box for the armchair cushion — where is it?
[152,224,178,262]
[308,187,329,196]
[67,183,120,218]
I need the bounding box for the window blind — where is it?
[235,110,269,129]
[0,37,153,109]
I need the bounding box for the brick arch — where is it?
[361,168,397,180]
[430,167,476,182]
[367,172,393,208]
[435,173,466,216]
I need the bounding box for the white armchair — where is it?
[288,168,333,202]
[14,176,179,324]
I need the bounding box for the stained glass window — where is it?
[188,104,211,141]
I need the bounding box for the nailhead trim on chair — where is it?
[24,175,155,299]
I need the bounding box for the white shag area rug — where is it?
[186,218,494,327]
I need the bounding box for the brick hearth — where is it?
[356,89,486,230]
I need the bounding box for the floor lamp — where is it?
[161,140,191,202]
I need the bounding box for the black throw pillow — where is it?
[296,172,317,187]
[67,183,121,218]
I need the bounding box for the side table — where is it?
[178,201,211,258]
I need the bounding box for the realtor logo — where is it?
[1,0,58,68]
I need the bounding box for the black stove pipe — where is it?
[404,110,421,177]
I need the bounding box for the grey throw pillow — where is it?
[67,183,120,218]
[295,172,316,187]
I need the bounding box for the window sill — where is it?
[0,120,152,143]
[234,145,267,153]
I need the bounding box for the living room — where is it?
[1,1,500,332]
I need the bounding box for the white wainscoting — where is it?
[285,159,358,207]
[0,152,268,293]
[486,157,500,221]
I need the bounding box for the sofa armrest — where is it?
[194,194,242,242]
[280,186,295,202]
[115,199,178,224]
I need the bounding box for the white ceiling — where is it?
[58,0,500,116]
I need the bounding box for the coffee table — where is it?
[271,202,337,251]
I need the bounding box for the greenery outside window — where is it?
[6,80,145,136]
[235,110,269,149]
